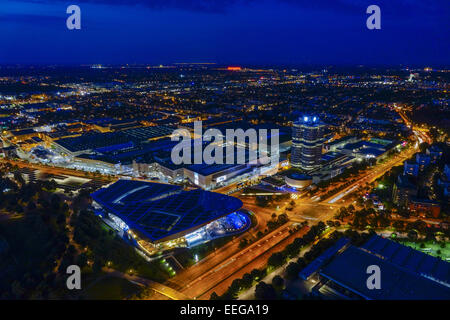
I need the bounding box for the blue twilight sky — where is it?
[0,0,448,66]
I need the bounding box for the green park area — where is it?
[81,275,142,300]
[398,240,450,261]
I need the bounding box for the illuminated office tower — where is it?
[291,116,325,170]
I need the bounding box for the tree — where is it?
[11,281,25,299]
[26,201,37,212]
[296,257,307,269]
[210,292,219,300]
[419,142,430,153]
[317,221,326,231]
[425,230,436,242]
[256,196,269,207]
[285,262,301,280]
[407,230,418,241]
[229,279,243,294]
[13,172,25,186]
[277,213,288,224]
[285,243,300,258]
[239,238,248,249]
[271,275,284,290]
[254,282,277,300]
[348,204,355,213]
[77,253,88,268]
[356,197,365,207]
[393,221,404,231]
[51,194,62,212]
[92,259,104,273]
[241,273,253,289]
[250,268,266,281]
[268,252,286,268]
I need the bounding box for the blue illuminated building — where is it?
[291,116,325,170]
[404,161,419,177]
[91,179,248,252]
[301,235,450,300]
[416,153,431,170]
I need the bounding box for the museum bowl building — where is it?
[91,179,249,255]
[285,172,313,189]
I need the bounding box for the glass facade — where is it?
[291,117,325,170]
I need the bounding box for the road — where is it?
[321,143,418,206]
[1,158,112,182]
[197,225,310,300]
[170,223,295,299]
[103,268,190,300]
[1,158,178,188]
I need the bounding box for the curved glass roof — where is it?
[92,179,243,242]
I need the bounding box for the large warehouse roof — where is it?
[361,235,450,285]
[319,236,450,300]
[92,180,243,242]
[56,132,133,153]
[55,126,174,153]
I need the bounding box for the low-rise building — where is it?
[427,145,443,163]
[416,153,431,171]
[392,174,417,206]
[404,161,419,177]
[438,164,450,188]
[304,235,450,300]
[408,197,441,218]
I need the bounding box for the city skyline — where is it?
[0,0,449,305]
[0,57,449,303]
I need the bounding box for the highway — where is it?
[197,225,310,299]
[103,268,190,300]
[164,206,273,291]
[1,158,112,182]
[170,223,299,299]
[320,137,420,207]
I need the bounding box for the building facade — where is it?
[392,174,417,207]
[291,116,325,170]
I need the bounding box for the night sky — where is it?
[0,0,448,66]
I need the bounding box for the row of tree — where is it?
[210,222,327,300]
